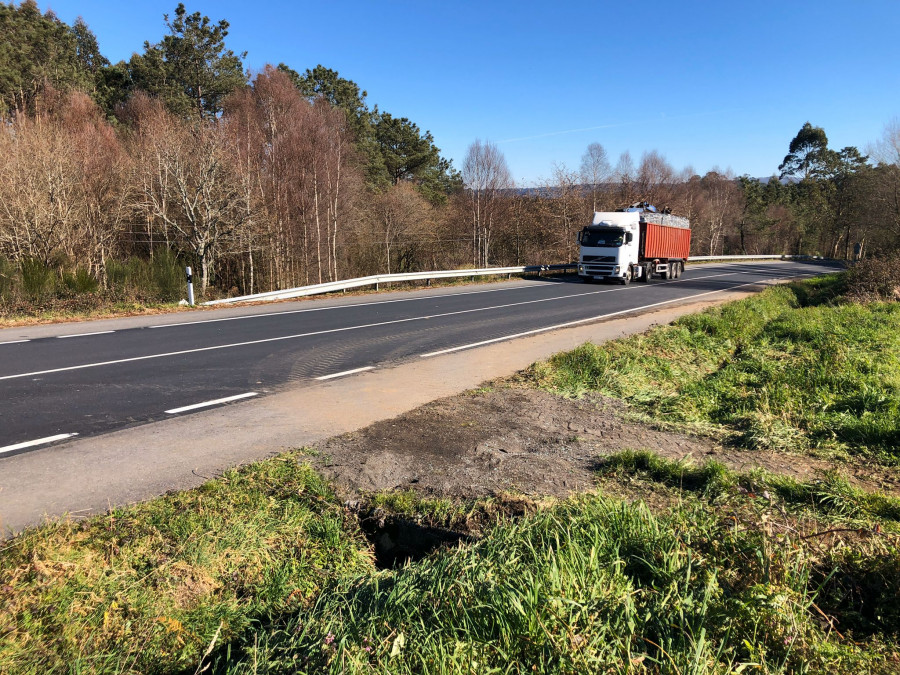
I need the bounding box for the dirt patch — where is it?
[314,384,900,502]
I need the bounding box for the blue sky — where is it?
[41,0,900,185]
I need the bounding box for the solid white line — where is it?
[0,270,787,382]
[57,331,115,339]
[149,262,775,329]
[0,433,78,455]
[419,279,768,358]
[0,339,30,345]
[149,283,540,329]
[165,392,258,414]
[316,366,374,381]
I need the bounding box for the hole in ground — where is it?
[357,512,471,569]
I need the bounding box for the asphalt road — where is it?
[0,261,838,457]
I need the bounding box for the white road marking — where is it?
[149,284,540,329]
[57,331,115,339]
[0,433,78,455]
[148,263,773,329]
[315,366,374,380]
[165,392,258,414]
[0,339,30,345]
[419,279,769,357]
[0,270,799,382]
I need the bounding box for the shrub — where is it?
[844,255,900,301]
[19,258,56,300]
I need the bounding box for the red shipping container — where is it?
[640,222,691,260]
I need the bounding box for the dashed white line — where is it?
[315,366,374,381]
[57,331,115,339]
[419,280,768,358]
[165,392,258,414]
[0,433,78,455]
[0,339,30,345]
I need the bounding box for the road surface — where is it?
[0,261,837,458]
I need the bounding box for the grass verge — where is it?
[527,275,900,463]
[209,482,899,674]
[0,452,372,674]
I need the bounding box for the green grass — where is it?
[600,450,900,529]
[528,275,900,462]
[209,490,898,674]
[3,455,897,674]
[0,453,372,674]
[366,490,539,534]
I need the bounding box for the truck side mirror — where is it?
[626,232,634,244]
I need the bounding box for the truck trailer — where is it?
[577,203,691,284]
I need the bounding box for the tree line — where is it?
[0,0,898,307]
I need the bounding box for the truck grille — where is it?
[581,255,615,263]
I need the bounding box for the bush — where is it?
[104,250,183,302]
[845,255,900,301]
[0,256,15,301]
[150,249,184,301]
[60,267,100,294]
[19,258,56,300]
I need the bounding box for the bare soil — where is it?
[314,383,900,502]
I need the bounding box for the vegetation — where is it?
[3,452,898,673]
[0,453,373,673]
[1,1,899,314]
[529,267,900,463]
[3,272,900,672]
[209,485,899,673]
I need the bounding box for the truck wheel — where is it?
[637,263,650,282]
[673,262,681,278]
[622,268,632,285]
[664,265,673,280]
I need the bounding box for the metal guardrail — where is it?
[204,255,832,306]
[204,264,577,305]
[689,254,827,261]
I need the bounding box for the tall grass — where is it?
[0,454,372,674]
[530,276,900,461]
[210,491,894,674]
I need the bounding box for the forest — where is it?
[1,0,898,308]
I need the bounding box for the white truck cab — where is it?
[577,211,643,283]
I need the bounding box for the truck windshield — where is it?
[581,228,625,247]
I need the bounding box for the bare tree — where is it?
[130,99,249,293]
[635,150,676,206]
[462,139,512,267]
[614,151,636,206]
[579,142,610,212]
[373,182,430,274]
[547,163,586,263]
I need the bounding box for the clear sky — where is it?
[40,0,900,185]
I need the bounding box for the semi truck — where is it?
[576,203,691,284]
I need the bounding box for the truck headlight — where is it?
[614,266,620,273]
